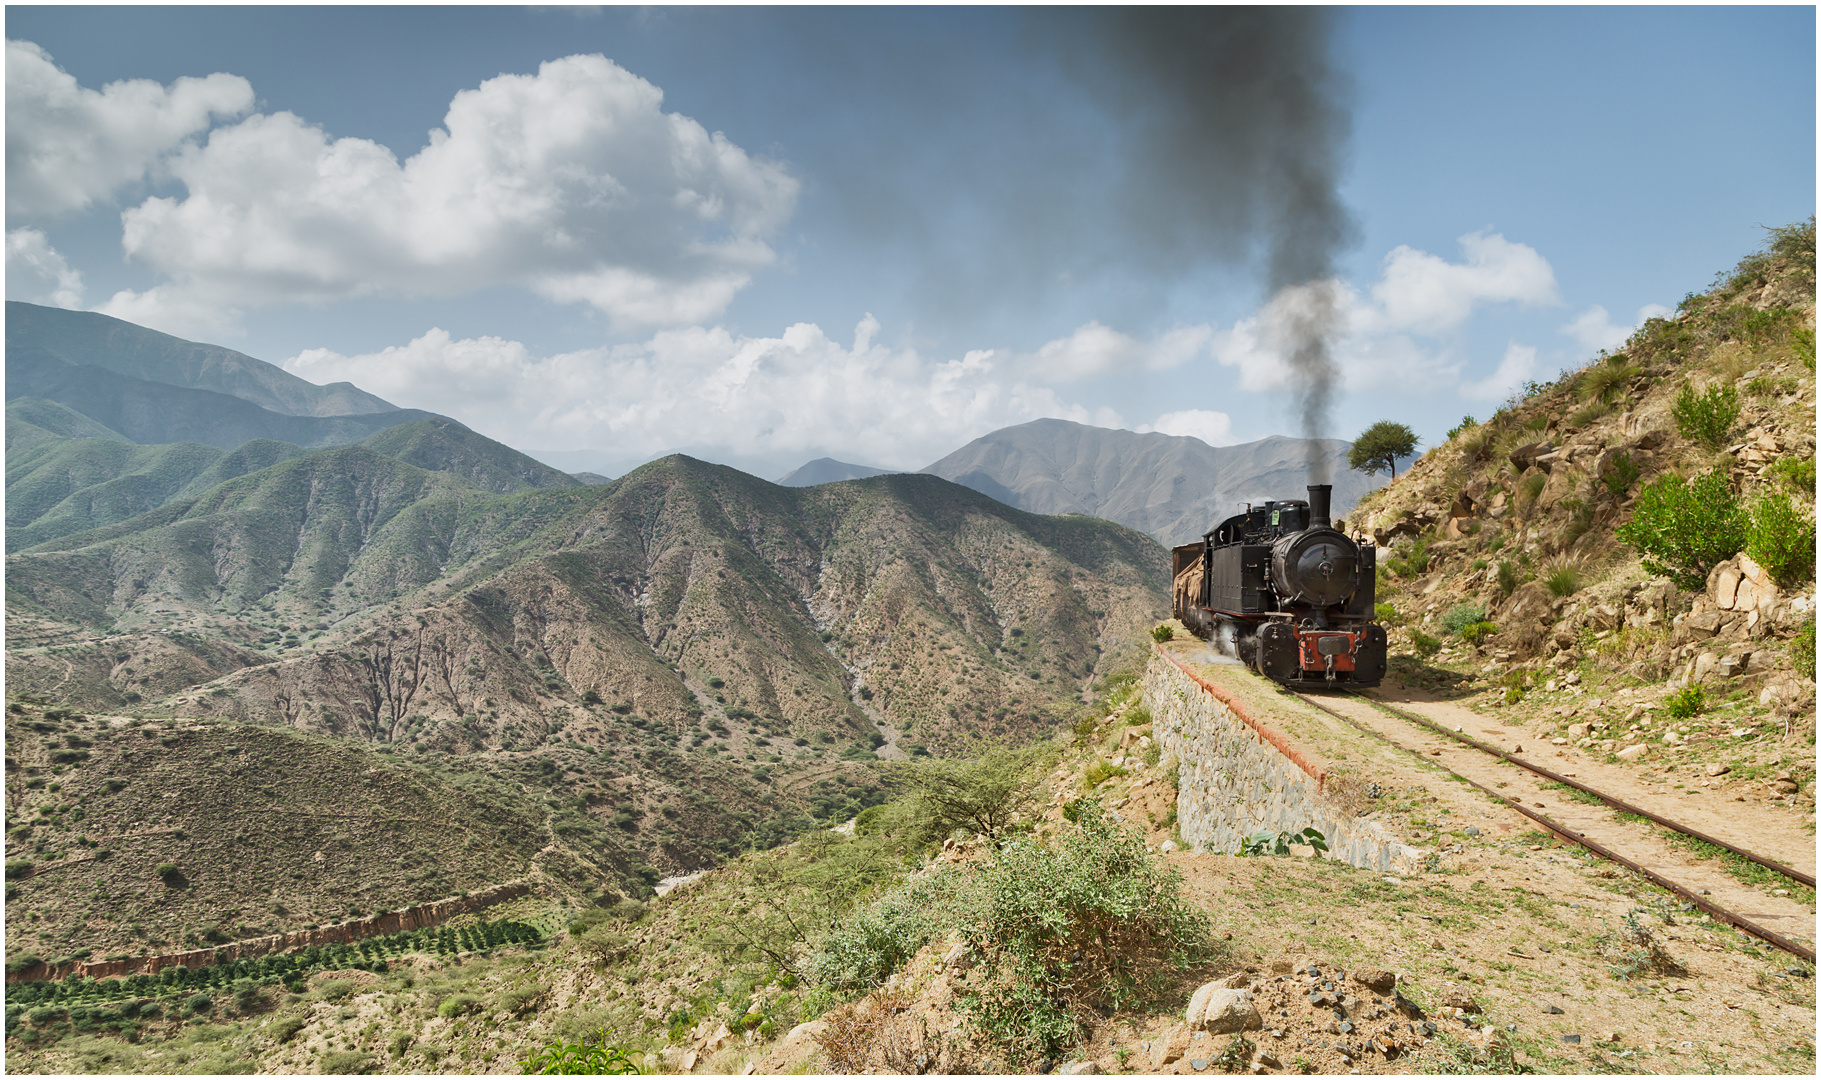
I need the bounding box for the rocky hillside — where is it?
[8,451,1168,912]
[1352,219,1815,756]
[923,419,1382,547]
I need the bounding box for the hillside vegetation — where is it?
[1354,218,1815,791]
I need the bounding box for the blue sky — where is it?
[6,6,1814,480]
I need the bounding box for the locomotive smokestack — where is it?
[1307,484,1332,529]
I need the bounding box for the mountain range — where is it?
[921,419,1383,547]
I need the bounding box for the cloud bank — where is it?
[58,52,797,333]
[283,316,1120,470]
[5,39,253,222]
[1213,230,1564,401]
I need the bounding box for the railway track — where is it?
[1287,688,1817,965]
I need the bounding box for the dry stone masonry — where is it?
[1144,650,1424,874]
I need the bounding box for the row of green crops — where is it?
[4,918,545,1010]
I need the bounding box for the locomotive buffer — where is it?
[1171,484,1388,688]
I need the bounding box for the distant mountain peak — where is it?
[776,457,896,486]
[920,418,1380,546]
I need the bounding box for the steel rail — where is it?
[1329,691,1814,889]
[1286,689,1816,966]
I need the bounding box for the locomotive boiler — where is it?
[1171,484,1387,687]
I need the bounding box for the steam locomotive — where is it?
[1170,484,1387,688]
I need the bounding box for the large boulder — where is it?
[1187,984,1264,1034]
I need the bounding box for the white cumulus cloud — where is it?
[1358,230,1560,337]
[1459,342,1538,402]
[1137,408,1235,447]
[5,39,252,221]
[6,228,85,308]
[103,53,798,331]
[1022,320,1213,382]
[282,315,1105,470]
[1214,231,1564,400]
[1561,302,1673,352]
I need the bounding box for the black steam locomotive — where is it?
[1171,484,1387,687]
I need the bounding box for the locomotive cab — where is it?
[1170,484,1387,688]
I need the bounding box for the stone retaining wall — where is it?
[6,880,536,985]
[1145,648,1424,875]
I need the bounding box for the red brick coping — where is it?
[1153,645,1327,794]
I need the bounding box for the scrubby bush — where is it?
[1372,602,1401,626]
[154,863,180,882]
[887,743,1049,847]
[1458,621,1499,646]
[1767,455,1816,494]
[1496,561,1521,599]
[320,1050,376,1074]
[1445,416,1477,441]
[1746,492,1815,588]
[1409,630,1442,658]
[520,1029,645,1075]
[1149,624,1174,643]
[186,992,212,1015]
[1671,382,1740,449]
[1666,686,1705,721]
[958,802,1213,1064]
[316,980,354,1002]
[1439,603,1487,637]
[807,870,964,992]
[1792,618,1816,682]
[437,993,482,1019]
[1543,560,1581,598]
[270,1016,306,1043]
[1616,469,1746,589]
[1581,360,1641,403]
[1384,537,1431,578]
[1601,452,1642,496]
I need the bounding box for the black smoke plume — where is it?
[1059,7,1355,479]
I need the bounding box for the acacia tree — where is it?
[1347,421,1419,480]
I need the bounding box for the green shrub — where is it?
[186,992,212,1015]
[1149,624,1174,643]
[1792,618,1816,682]
[1409,630,1442,658]
[270,1016,306,1043]
[520,1029,646,1075]
[1496,561,1520,598]
[501,985,546,1014]
[1794,327,1816,371]
[5,861,34,881]
[1543,562,1581,598]
[1568,400,1611,428]
[437,993,482,1019]
[958,802,1213,1064]
[155,863,179,882]
[1519,472,1547,502]
[888,744,1049,846]
[1373,602,1401,625]
[1616,469,1746,588]
[1767,456,1816,494]
[1439,603,1487,636]
[7,952,42,975]
[320,1050,376,1075]
[316,980,354,1002]
[1458,621,1499,646]
[1601,452,1642,496]
[1671,382,1740,449]
[1124,704,1153,727]
[1445,416,1477,441]
[1666,686,1705,721]
[807,870,964,991]
[1082,758,1128,788]
[1384,538,1431,578]
[1580,360,1641,403]
[576,926,631,966]
[1746,492,1815,588]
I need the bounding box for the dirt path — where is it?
[1316,686,1815,953]
[1366,680,1816,879]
